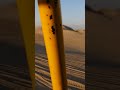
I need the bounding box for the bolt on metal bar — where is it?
[16,0,35,90]
[38,0,67,90]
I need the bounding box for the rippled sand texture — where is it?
[0,64,32,90]
[35,29,85,90]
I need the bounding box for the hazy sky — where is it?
[35,0,85,29]
[2,0,119,29]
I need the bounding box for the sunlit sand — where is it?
[35,27,85,90]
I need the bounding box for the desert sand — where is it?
[86,7,120,89]
[35,28,85,90]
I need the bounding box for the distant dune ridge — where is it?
[62,25,74,30]
[98,9,120,16]
[35,25,85,53]
[86,5,120,20]
[36,24,74,31]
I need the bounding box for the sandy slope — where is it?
[86,9,120,89]
[86,9,120,65]
[35,29,85,90]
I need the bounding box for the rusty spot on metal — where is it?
[48,6,50,9]
[51,26,55,34]
[50,15,53,20]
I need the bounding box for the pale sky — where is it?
[35,0,85,29]
[1,0,119,30]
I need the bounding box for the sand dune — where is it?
[35,29,85,90]
[86,9,120,65]
[86,8,120,89]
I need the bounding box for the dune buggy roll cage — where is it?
[17,0,67,90]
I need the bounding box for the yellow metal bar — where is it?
[16,0,35,90]
[38,0,67,90]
